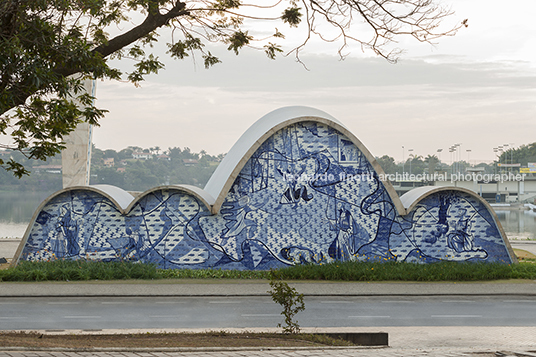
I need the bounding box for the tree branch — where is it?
[6,2,190,113]
[92,1,188,59]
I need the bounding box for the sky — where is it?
[92,0,536,165]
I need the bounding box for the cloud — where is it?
[93,47,536,165]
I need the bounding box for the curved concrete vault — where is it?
[13,107,517,269]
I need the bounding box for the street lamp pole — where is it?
[466,149,472,167]
[509,143,515,167]
[402,146,405,175]
[408,149,414,176]
[493,147,498,174]
[456,143,462,174]
[449,146,454,176]
[503,144,509,172]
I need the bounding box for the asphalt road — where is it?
[1,295,536,331]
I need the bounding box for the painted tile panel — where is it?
[18,121,514,268]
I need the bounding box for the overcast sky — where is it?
[92,0,536,165]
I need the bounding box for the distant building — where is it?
[183,159,198,166]
[132,152,153,160]
[103,158,115,167]
[116,167,126,173]
[33,165,62,174]
[157,154,170,161]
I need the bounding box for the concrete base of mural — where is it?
[13,107,517,268]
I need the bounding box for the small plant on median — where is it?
[268,271,305,334]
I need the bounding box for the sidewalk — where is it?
[0,347,527,357]
[1,280,536,297]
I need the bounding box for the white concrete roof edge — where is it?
[13,184,135,266]
[90,184,135,211]
[204,106,342,202]
[400,185,489,213]
[398,185,518,263]
[126,184,215,213]
[203,106,410,215]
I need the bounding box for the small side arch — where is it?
[12,184,135,266]
[400,186,518,263]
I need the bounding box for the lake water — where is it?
[0,190,55,238]
[495,209,536,240]
[1,191,535,241]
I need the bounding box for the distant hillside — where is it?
[0,146,224,193]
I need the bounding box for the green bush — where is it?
[268,274,305,334]
[2,259,535,282]
[0,260,160,282]
[272,260,536,281]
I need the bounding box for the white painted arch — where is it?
[399,185,518,263]
[204,106,406,215]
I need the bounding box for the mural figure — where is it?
[13,107,516,269]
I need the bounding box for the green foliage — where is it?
[375,155,400,175]
[264,43,284,60]
[0,144,226,192]
[423,154,440,174]
[159,268,266,279]
[87,145,222,191]
[2,260,536,283]
[214,0,242,11]
[272,261,535,281]
[268,272,305,334]
[226,30,252,55]
[500,142,536,167]
[167,36,204,59]
[202,52,222,69]
[0,260,160,282]
[281,7,302,27]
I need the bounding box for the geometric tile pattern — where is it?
[17,119,515,268]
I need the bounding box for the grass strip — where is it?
[0,260,160,281]
[1,260,536,282]
[272,260,536,281]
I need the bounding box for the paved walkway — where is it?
[1,280,536,297]
[0,345,535,357]
[511,241,536,256]
[0,349,509,357]
[0,349,500,357]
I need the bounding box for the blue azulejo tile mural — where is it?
[15,107,516,268]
